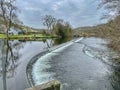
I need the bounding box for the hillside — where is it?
[11,23,44,33]
[74,15,120,53]
[0,20,44,33]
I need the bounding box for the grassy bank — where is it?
[0,33,57,40]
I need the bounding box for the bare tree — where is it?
[0,39,25,90]
[100,0,120,17]
[0,0,18,38]
[43,15,56,34]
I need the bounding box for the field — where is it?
[0,33,56,40]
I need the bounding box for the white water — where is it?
[32,38,84,85]
[30,37,120,90]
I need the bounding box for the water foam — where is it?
[32,38,83,85]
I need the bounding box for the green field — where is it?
[0,34,56,40]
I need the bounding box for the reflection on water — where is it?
[0,37,71,90]
[0,39,25,90]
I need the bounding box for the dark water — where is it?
[28,37,120,90]
[0,38,68,90]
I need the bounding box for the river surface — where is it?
[0,39,58,90]
[0,37,120,90]
[28,37,120,90]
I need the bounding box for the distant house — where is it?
[8,28,25,35]
[8,29,18,35]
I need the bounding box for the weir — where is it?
[25,38,84,90]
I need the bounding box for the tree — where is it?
[54,20,72,38]
[0,0,19,37]
[0,39,25,90]
[100,0,120,17]
[43,15,56,34]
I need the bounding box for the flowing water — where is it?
[27,37,120,90]
[0,37,120,90]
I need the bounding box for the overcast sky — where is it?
[16,0,107,29]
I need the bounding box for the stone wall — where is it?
[25,80,61,90]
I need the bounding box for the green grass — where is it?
[0,34,6,38]
[0,34,56,40]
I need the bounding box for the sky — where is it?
[16,0,107,29]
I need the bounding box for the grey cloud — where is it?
[16,0,107,28]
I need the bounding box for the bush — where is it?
[54,21,72,38]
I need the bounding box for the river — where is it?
[0,37,120,90]
[0,39,57,90]
[27,37,120,90]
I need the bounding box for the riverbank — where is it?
[0,34,56,40]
